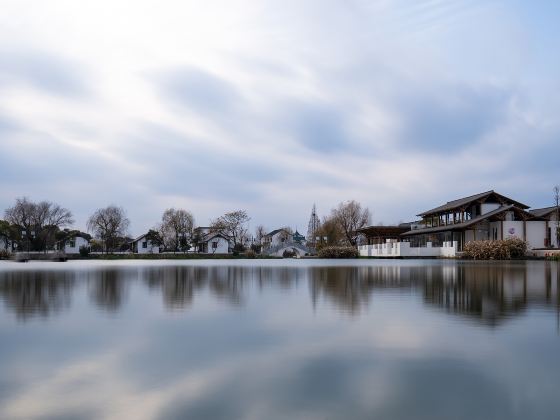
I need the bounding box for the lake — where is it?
[0,259,559,420]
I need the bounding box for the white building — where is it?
[262,229,292,249]
[63,235,90,254]
[196,229,231,254]
[359,190,555,258]
[131,233,160,254]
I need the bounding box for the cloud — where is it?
[287,102,351,154]
[157,67,240,116]
[0,50,88,97]
[395,84,512,153]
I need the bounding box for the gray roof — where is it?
[529,206,558,217]
[198,232,230,243]
[264,228,287,238]
[418,190,529,217]
[402,205,542,237]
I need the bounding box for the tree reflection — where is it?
[88,269,128,311]
[0,262,558,326]
[0,270,75,320]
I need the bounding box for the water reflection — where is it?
[0,262,558,326]
[0,270,75,320]
[1,261,560,420]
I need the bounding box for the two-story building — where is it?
[359,190,553,258]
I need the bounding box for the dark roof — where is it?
[402,205,544,237]
[418,190,529,217]
[198,232,230,243]
[358,225,411,237]
[529,206,558,217]
[131,233,149,243]
[293,230,305,239]
[264,228,287,237]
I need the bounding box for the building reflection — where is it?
[308,263,560,326]
[0,262,558,326]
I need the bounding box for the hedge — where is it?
[463,238,527,260]
[318,246,358,258]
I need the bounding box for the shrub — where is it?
[79,245,91,257]
[463,238,528,260]
[318,246,358,259]
[0,249,11,260]
[245,249,257,259]
[282,249,297,258]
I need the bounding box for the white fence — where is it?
[359,241,458,258]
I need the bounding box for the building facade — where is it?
[359,190,555,258]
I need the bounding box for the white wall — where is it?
[526,221,547,250]
[137,238,160,254]
[502,221,524,240]
[205,236,230,254]
[481,203,500,214]
[359,241,458,258]
[547,221,559,248]
[64,236,89,254]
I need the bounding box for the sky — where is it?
[0,0,559,236]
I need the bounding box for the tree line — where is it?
[1,197,373,254]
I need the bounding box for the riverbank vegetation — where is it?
[463,238,528,260]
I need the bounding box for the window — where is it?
[212,241,218,249]
[69,239,76,248]
[142,241,147,248]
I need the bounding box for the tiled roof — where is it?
[529,206,558,217]
[402,205,542,236]
[418,190,529,217]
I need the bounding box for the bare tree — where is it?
[315,215,345,247]
[160,208,195,252]
[211,210,250,249]
[331,200,371,247]
[254,225,267,245]
[4,197,73,250]
[87,205,130,253]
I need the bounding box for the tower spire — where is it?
[306,204,320,247]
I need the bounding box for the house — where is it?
[194,227,231,253]
[131,233,160,254]
[359,190,551,258]
[55,231,91,254]
[262,229,292,249]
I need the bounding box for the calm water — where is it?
[0,259,559,420]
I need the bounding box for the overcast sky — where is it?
[1,0,559,236]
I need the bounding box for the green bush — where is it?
[463,238,528,260]
[79,245,91,257]
[318,246,358,259]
